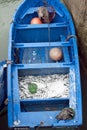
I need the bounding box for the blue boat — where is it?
[0,0,82,129]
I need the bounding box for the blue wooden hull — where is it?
[7,0,82,128]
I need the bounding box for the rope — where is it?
[42,0,48,7]
[42,0,51,46]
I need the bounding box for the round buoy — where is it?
[49,47,62,61]
[30,17,42,24]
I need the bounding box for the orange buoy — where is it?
[49,47,62,61]
[30,17,42,24]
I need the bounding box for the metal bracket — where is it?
[66,35,77,41]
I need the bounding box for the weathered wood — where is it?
[63,0,87,72]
